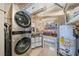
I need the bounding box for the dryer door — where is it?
[15,37,31,55]
[15,11,31,28]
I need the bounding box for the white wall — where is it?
[0,4,4,56]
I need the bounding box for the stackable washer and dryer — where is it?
[12,4,31,56]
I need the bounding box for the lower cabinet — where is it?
[31,36,43,48]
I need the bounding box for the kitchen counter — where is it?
[43,35,57,44]
[31,33,42,37]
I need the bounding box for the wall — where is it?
[0,4,4,56]
[4,4,12,25]
[55,15,66,25]
[32,16,45,33]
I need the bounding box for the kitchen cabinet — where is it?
[43,36,57,51]
[31,36,43,48]
[67,6,79,24]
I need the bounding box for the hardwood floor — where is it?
[29,44,57,56]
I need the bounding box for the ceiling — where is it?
[15,3,32,10]
[12,3,79,17]
[2,3,79,16]
[66,3,79,11]
[3,3,79,21]
[24,3,79,17]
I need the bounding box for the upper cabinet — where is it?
[66,6,79,24]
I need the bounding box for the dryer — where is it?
[12,4,31,32]
[12,31,31,56]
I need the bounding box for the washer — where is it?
[12,32,31,56]
[12,4,31,31]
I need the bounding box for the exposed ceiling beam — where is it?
[39,15,61,18]
[31,7,46,15]
[67,3,79,11]
[23,3,33,9]
[16,3,33,10]
[32,15,63,19]
[54,3,69,12]
[63,3,68,11]
[54,3,63,9]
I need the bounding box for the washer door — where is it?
[15,37,31,55]
[15,11,31,28]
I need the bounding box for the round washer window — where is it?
[15,37,31,55]
[15,11,31,28]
